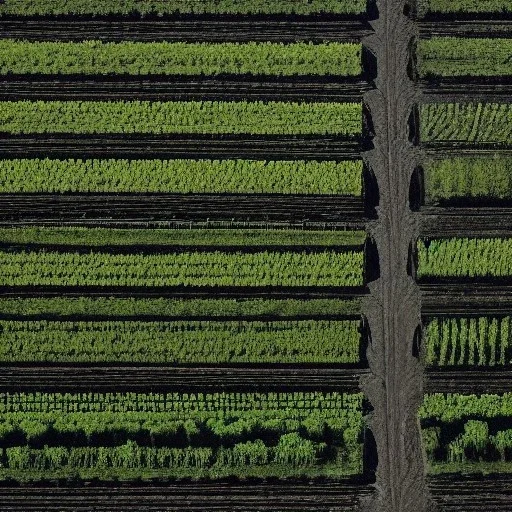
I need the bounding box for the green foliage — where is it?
[0,249,364,287]
[0,227,366,247]
[417,238,512,279]
[0,0,367,15]
[417,0,512,14]
[0,40,362,77]
[0,158,363,195]
[418,38,512,78]
[420,103,512,144]
[0,391,364,479]
[424,156,512,203]
[0,297,362,318]
[0,100,362,136]
[0,319,361,364]
[424,316,511,367]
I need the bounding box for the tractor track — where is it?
[420,79,512,101]
[425,369,512,394]
[418,19,512,38]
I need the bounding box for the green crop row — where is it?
[420,103,512,144]
[417,238,512,279]
[0,297,361,318]
[424,317,512,367]
[0,227,366,247]
[0,158,363,195]
[0,0,367,15]
[0,249,364,287]
[0,391,364,480]
[0,319,361,364]
[417,0,512,14]
[418,38,512,78]
[0,40,362,77]
[0,100,362,136]
[420,393,512,424]
[424,156,512,203]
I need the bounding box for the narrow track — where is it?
[0,482,374,511]
[0,18,371,42]
[0,135,362,160]
[423,143,512,155]
[0,77,371,102]
[419,20,512,38]
[420,207,512,237]
[428,474,512,511]
[0,194,366,224]
[425,369,512,394]
[420,80,512,101]
[0,366,368,392]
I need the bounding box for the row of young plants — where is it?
[417,0,512,14]
[0,227,366,247]
[0,0,367,15]
[0,391,364,480]
[0,100,362,135]
[424,316,512,367]
[0,41,362,77]
[417,238,512,279]
[0,297,361,318]
[0,318,361,364]
[0,158,363,195]
[0,249,364,287]
[417,38,512,78]
[424,156,512,203]
[420,103,512,144]
[421,393,512,474]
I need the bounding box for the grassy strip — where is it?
[417,238,512,279]
[0,250,364,287]
[428,462,512,475]
[417,0,512,14]
[0,101,362,136]
[0,297,361,317]
[420,103,512,144]
[0,0,367,15]
[0,40,362,77]
[0,227,367,247]
[424,156,512,203]
[424,317,510,367]
[0,319,361,363]
[0,158,363,195]
[418,38,512,78]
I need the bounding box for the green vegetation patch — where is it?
[0,319,361,364]
[0,249,364,287]
[417,0,512,14]
[0,40,362,77]
[0,297,361,318]
[0,227,366,247]
[0,391,364,481]
[0,101,362,136]
[0,0,367,15]
[424,316,512,367]
[421,393,512,474]
[420,103,512,144]
[0,159,363,195]
[417,238,512,279]
[418,38,512,78]
[424,156,512,203]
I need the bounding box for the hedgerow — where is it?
[0,158,363,195]
[0,40,362,77]
[0,0,367,15]
[418,38,512,78]
[0,297,362,318]
[0,249,364,287]
[0,227,365,247]
[0,319,361,363]
[420,103,512,144]
[0,100,362,135]
[417,238,512,279]
[424,156,512,203]
[424,317,511,367]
